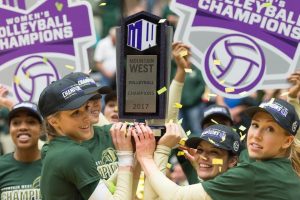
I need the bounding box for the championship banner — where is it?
[171,0,300,98]
[0,0,95,102]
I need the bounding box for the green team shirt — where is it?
[40,136,100,200]
[203,157,300,200]
[82,125,118,180]
[0,153,42,200]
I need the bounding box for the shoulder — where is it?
[93,124,112,136]
[0,153,14,167]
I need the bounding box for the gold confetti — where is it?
[208,93,217,97]
[178,138,187,146]
[25,72,30,79]
[262,2,272,7]
[219,166,222,172]
[157,87,167,95]
[14,76,20,85]
[184,68,192,73]
[186,130,191,136]
[200,155,207,160]
[179,50,188,57]
[208,138,216,145]
[239,91,248,96]
[219,80,225,84]
[43,57,48,63]
[177,118,183,125]
[233,128,237,132]
[212,158,223,165]
[114,106,118,112]
[239,125,246,132]
[55,2,63,12]
[99,2,107,6]
[174,103,183,109]
[213,60,221,65]
[211,119,219,124]
[220,134,226,142]
[240,134,246,141]
[158,19,166,23]
[225,87,235,93]
[65,65,75,70]
[177,151,185,156]
[169,119,174,123]
[269,98,275,104]
[280,91,289,97]
[166,163,172,169]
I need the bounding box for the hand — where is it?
[172,42,191,70]
[132,124,156,161]
[110,122,133,151]
[158,123,182,148]
[287,71,300,98]
[182,147,198,171]
[0,85,15,110]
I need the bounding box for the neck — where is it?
[14,146,40,162]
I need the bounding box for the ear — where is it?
[47,116,59,128]
[282,135,294,149]
[228,155,238,168]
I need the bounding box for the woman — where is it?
[134,98,300,200]
[0,101,43,200]
[38,77,133,200]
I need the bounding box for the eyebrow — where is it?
[252,119,276,123]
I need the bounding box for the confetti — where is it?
[174,103,183,109]
[233,128,237,132]
[220,134,226,142]
[208,138,216,145]
[225,87,235,93]
[213,60,221,65]
[14,76,20,85]
[114,106,118,112]
[269,98,275,104]
[240,134,246,141]
[43,57,48,63]
[158,19,166,23]
[106,181,116,194]
[178,138,187,146]
[211,119,219,124]
[239,91,248,96]
[186,130,191,136]
[166,163,172,169]
[219,80,225,84]
[212,158,223,165]
[280,91,289,97]
[262,2,272,7]
[177,118,183,125]
[169,119,174,123]
[99,2,107,6]
[25,72,30,79]
[157,87,167,95]
[55,2,63,12]
[177,151,185,156]
[200,155,207,160]
[184,68,192,73]
[65,65,75,70]
[239,125,247,132]
[179,50,188,57]
[219,166,222,172]
[208,93,217,97]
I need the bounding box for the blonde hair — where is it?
[44,112,61,140]
[289,137,300,177]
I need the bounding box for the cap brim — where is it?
[244,106,281,128]
[186,137,203,149]
[84,86,112,95]
[61,93,96,111]
[9,108,43,123]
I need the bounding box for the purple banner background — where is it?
[0,0,92,65]
[176,0,300,58]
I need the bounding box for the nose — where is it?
[251,128,263,141]
[19,121,29,131]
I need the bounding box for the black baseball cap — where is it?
[9,101,43,124]
[201,105,233,128]
[64,72,112,97]
[245,98,299,136]
[104,91,117,105]
[186,124,241,155]
[38,78,96,118]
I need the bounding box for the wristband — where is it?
[117,151,134,167]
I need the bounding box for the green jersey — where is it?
[83,125,118,180]
[40,136,100,200]
[0,153,42,200]
[203,157,300,200]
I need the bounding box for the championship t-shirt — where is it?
[40,136,100,200]
[82,125,118,180]
[0,153,42,200]
[203,157,300,200]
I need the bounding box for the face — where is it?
[247,112,294,160]
[104,100,119,123]
[49,103,92,141]
[194,140,237,181]
[88,98,101,124]
[10,111,41,149]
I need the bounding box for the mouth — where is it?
[90,110,100,116]
[17,133,31,142]
[199,163,212,169]
[249,142,263,150]
[110,114,119,122]
[80,125,90,130]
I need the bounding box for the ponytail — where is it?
[44,112,61,140]
[289,137,300,177]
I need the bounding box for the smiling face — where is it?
[9,111,41,150]
[104,100,119,123]
[48,103,92,142]
[194,140,237,181]
[247,111,294,160]
[88,98,101,124]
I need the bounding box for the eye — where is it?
[251,122,258,128]
[196,148,203,154]
[11,120,21,126]
[210,151,219,156]
[266,126,275,133]
[71,110,80,117]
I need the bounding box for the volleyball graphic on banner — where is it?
[13,55,59,102]
[204,34,266,95]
